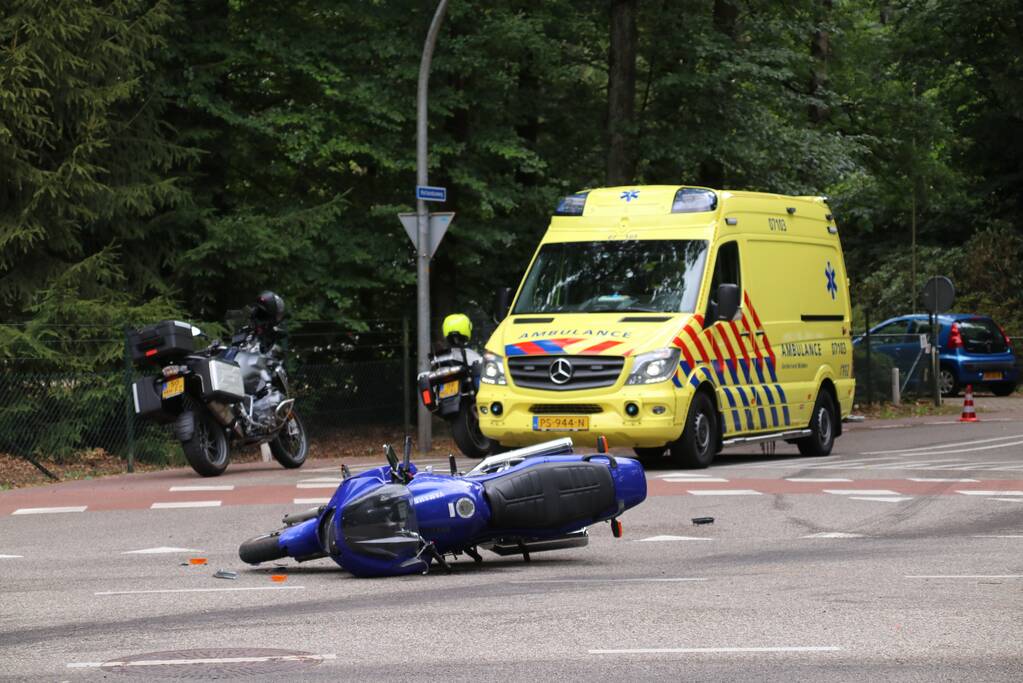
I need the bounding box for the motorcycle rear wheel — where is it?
[450,402,495,458]
[270,410,308,469]
[181,408,230,477]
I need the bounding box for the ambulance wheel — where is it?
[670,392,717,469]
[797,392,836,457]
[633,447,666,468]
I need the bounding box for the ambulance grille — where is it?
[530,404,603,414]
[508,355,624,391]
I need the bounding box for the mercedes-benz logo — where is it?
[549,358,574,385]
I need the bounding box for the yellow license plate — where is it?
[983,371,1003,381]
[438,380,460,399]
[533,415,589,432]
[161,376,185,399]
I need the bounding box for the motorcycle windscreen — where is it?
[337,483,426,577]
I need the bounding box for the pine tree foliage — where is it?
[0,0,192,367]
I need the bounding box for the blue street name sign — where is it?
[416,185,447,202]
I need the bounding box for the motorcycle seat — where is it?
[483,461,615,530]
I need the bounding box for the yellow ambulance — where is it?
[476,185,854,468]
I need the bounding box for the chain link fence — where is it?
[853,320,1023,404]
[0,313,500,473]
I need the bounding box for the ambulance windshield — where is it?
[513,239,709,314]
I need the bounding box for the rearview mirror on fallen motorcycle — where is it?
[417,314,496,459]
[126,290,307,477]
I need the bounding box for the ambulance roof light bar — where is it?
[672,188,717,213]
[554,191,589,216]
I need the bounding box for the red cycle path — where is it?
[2,459,1021,515]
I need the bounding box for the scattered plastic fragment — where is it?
[270,574,288,582]
[691,517,714,525]
[189,557,208,565]
[213,569,239,580]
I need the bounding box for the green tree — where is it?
[0,0,190,369]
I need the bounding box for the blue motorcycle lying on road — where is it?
[238,437,647,577]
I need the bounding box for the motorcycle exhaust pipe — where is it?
[485,530,589,556]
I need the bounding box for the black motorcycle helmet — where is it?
[252,291,285,325]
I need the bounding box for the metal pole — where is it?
[415,0,448,454]
[931,311,941,406]
[865,311,873,406]
[122,328,136,473]
[402,315,411,438]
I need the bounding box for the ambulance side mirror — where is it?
[715,283,740,322]
[494,287,513,322]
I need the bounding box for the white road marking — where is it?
[168,485,234,492]
[637,535,714,542]
[908,478,978,482]
[588,646,843,655]
[655,472,715,478]
[512,578,706,584]
[955,490,1023,496]
[96,586,304,596]
[801,532,864,539]
[120,547,202,555]
[296,483,340,489]
[0,554,24,558]
[150,501,221,509]
[905,575,1023,579]
[67,654,335,668]
[785,478,851,482]
[823,489,899,496]
[663,477,730,483]
[863,434,1023,455]
[848,496,913,503]
[990,497,1023,503]
[294,497,331,505]
[881,441,1023,457]
[972,535,1023,538]
[687,489,762,496]
[12,506,87,515]
[939,461,1018,470]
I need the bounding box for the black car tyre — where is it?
[990,383,1017,397]
[938,368,959,397]
[633,447,667,468]
[669,392,717,469]
[181,408,230,477]
[797,391,836,457]
[270,411,308,469]
[450,403,495,458]
[239,532,286,565]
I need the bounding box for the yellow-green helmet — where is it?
[442,313,472,343]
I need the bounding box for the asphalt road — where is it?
[2,405,1021,681]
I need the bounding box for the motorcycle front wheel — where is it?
[182,408,230,477]
[270,410,308,469]
[450,402,495,458]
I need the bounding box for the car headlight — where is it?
[626,347,681,385]
[480,352,506,385]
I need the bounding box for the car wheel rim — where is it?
[817,407,832,446]
[939,371,954,394]
[694,413,711,454]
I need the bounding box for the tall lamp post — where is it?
[415,0,449,453]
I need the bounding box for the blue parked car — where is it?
[855,314,1019,397]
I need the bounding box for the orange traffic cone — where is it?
[959,384,978,422]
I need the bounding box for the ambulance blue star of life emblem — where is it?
[825,262,838,300]
[620,190,640,202]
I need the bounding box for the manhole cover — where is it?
[96,648,332,678]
